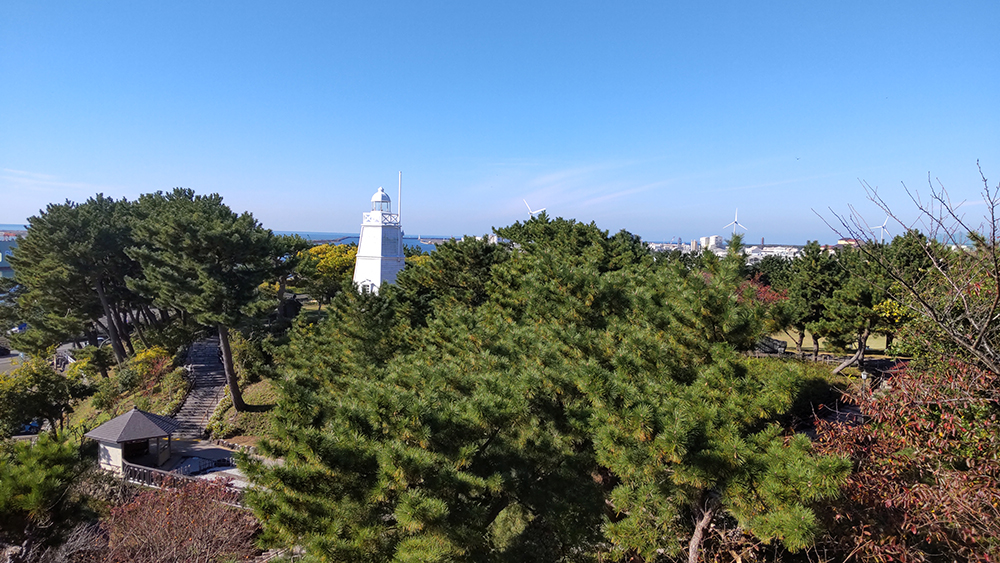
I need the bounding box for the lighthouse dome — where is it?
[370,187,392,212]
[371,187,391,203]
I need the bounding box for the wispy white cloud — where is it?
[2,168,57,180]
[0,169,119,194]
[952,199,988,208]
[578,180,672,207]
[476,158,686,222]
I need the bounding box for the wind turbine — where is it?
[524,199,546,218]
[875,217,890,244]
[723,209,747,234]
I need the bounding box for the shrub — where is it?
[113,366,141,393]
[91,379,119,412]
[230,331,274,386]
[128,346,172,382]
[814,359,1000,560]
[102,478,259,562]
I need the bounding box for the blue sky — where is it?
[2,1,997,243]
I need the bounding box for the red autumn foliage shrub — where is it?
[814,359,1000,561]
[102,478,259,563]
[740,273,788,306]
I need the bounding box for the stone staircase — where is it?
[172,337,228,439]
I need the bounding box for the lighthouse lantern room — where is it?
[352,186,405,293]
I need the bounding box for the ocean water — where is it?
[0,224,446,253]
[273,231,447,254]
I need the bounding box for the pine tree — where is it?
[9,195,141,362]
[812,248,888,373]
[0,434,85,557]
[127,188,274,411]
[786,241,842,359]
[270,234,312,321]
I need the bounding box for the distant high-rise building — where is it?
[352,186,405,293]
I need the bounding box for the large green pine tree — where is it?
[127,188,275,411]
[9,195,140,362]
[786,241,842,359]
[812,247,888,373]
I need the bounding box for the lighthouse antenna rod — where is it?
[398,171,402,221]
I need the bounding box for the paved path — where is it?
[172,337,227,439]
[0,351,18,374]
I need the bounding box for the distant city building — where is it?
[699,235,723,250]
[837,238,860,247]
[646,240,802,263]
[352,187,405,293]
[463,234,502,244]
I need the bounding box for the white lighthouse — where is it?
[352,186,405,293]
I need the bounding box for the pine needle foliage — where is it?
[0,434,86,552]
[243,216,848,562]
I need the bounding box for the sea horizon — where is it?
[271,231,452,254]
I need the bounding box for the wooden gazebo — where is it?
[84,408,180,473]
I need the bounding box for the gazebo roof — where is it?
[84,408,180,444]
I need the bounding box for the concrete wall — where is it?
[157,437,170,466]
[97,442,123,474]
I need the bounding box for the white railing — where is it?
[362,212,400,225]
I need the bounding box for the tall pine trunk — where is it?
[127,308,150,349]
[111,305,134,355]
[140,304,158,327]
[94,279,127,363]
[794,329,805,359]
[218,324,248,412]
[811,334,820,361]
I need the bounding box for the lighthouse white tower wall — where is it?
[352,187,405,293]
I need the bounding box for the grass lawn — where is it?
[770,329,889,356]
[206,379,278,444]
[67,366,190,433]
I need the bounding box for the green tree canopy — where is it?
[0,435,86,556]
[294,243,358,310]
[9,195,141,362]
[127,188,275,411]
[786,241,842,359]
[0,358,90,438]
[244,216,848,562]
